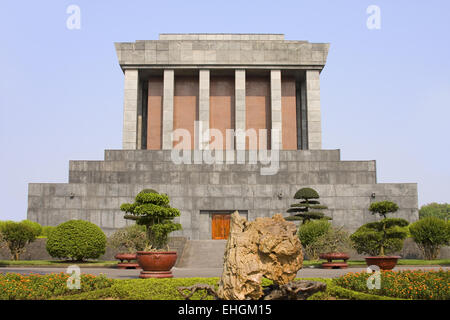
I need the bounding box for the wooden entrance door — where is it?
[212,214,231,240]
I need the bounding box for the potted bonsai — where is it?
[120,189,182,278]
[285,187,331,224]
[310,227,352,269]
[108,224,147,269]
[350,200,409,270]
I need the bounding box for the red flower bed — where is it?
[0,272,114,300]
[334,269,449,300]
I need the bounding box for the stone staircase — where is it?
[176,240,226,268]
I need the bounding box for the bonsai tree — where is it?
[286,187,331,224]
[120,189,181,251]
[351,201,409,256]
[46,220,107,261]
[409,217,450,260]
[0,221,37,260]
[108,224,147,253]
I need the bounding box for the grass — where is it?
[0,260,118,267]
[2,272,447,300]
[303,258,450,267]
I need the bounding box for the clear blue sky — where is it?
[1,1,449,221]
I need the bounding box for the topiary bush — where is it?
[46,220,107,261]
[409,217,450,260]
[350,201,409,257]
[120,189,181,251]
[0,221,37,260]
[286,187,331,224]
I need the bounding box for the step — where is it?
[176,240,226,268]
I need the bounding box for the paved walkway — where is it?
[0,265,448,279]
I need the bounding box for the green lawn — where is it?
[0,260,118,267]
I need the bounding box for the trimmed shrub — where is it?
[350,218,409,256]
[0,221,37,260]
[351,201,409,256]
[120,189,181,250]
[46,220,107,261]
[20,220,43,238]
[298,220,331,260]
[409,217,450,260]
[307,226,352,255]
[108,224,147,253]
[286,187,331,224]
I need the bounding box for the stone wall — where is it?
[27,150,418,240]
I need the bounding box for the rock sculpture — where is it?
[177,212,326,300]
[217,211,303,300]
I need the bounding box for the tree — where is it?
[351,201,409,256]
[409,217,450,260]
[419,203,450,221]
[0,221,37,260]
[286,187,331,224]
[120,189,181,251]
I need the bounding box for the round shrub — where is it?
[46,220,107,261]
[298,219,331,260]
[20,220,43,238]
[298,219,331,247]
[409,217,450,260]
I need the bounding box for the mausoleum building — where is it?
[27,34,419,240]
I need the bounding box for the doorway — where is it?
[211,213,231,240]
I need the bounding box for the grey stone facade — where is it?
[28,149,418,239]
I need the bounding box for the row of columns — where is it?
[122,69,321,150]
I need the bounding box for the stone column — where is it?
[122,69,139,149]
[235,69,246,150]
[305,70,322,150]
[270,70,282,150]
[199,69,210,149]
[162,69,174,150]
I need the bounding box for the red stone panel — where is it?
[210,75,235,150]
[147,77,163,150]
[281,77,297,150]
[173,75,199,149]
[246,75,270,150]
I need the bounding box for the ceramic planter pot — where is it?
[136,251,177,278]
[365,256,400,270]
[114,253,140,269]
[319,252,350,269]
